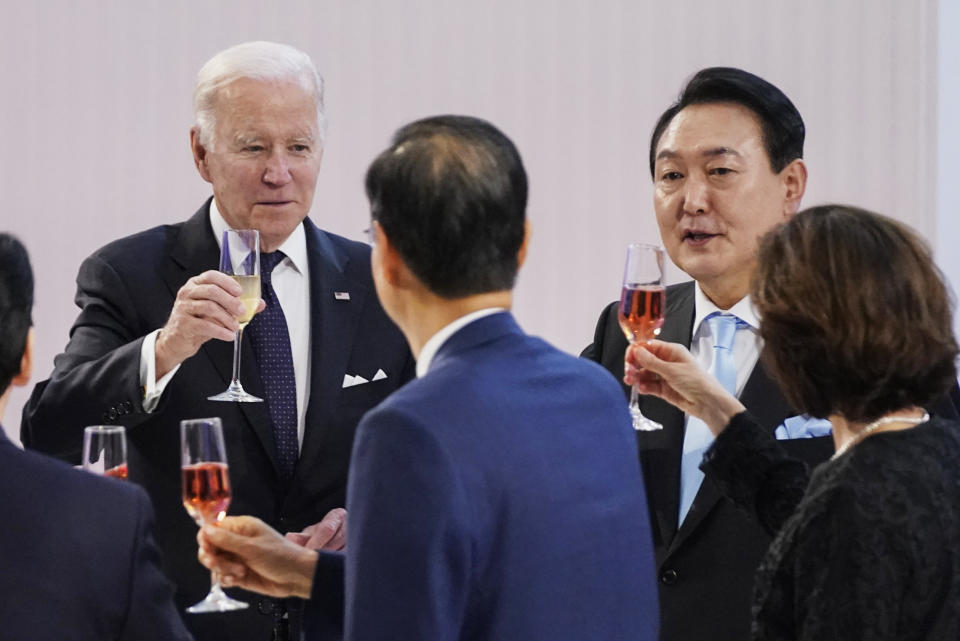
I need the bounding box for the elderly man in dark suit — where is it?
[20,42,413,641]
[0,233,192,641]
[583,66,960,641]
[195,115,660,641]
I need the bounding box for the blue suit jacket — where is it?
[307,312,658,641]
[0,428,191,641]
[20,200,414,640]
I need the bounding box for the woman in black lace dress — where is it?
[626,205,960,640]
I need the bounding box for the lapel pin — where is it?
[334,292,351,300]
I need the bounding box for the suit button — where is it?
[257,598,276,615]
[107,407,118,420]
[122,401,133,413]
[660,569,679,585]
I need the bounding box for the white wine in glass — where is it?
[618,243,666,431]
[181,417,248,613]
[208,229,263,402]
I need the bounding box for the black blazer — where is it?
[0,429,191,641]
[21,201,414,640]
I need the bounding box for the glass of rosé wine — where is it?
[180,417,248,613]
[82,425,128,479]
[618,243,666,431]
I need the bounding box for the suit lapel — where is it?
[637,282,694,552]
[294,220,369,479]
[164,200,279,474]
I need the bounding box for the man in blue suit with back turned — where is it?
[0,233,191,641]
[198,115,659,641]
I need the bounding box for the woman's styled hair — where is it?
[753,204,958,423]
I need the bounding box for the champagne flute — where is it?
[181,417,249,613]
[82,425,128,479]
[618,243,667,431]
[208,229,263,402]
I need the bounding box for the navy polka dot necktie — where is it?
[247,251,298,482]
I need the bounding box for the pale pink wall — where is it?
[1,0,940,442]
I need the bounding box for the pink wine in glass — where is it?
[618,285,665,343]
[182,462,231,525]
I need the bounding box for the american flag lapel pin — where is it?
[334,292,350,300]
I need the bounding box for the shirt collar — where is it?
[209,198,308,276]
[691,281,760,338]
[416,308,506,378]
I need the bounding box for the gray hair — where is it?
[193,41,326,149]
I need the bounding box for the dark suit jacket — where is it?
[304,312,659,641]
[20,200,414,640]
[0,428,191,641]
[583,280,960,641]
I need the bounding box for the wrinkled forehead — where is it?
[213,77,320,139]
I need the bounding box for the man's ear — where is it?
[780,158,807,217]
[372,222,405,287]
[516,220,532,269]
[11,327,34,387]
[190,127,213,183]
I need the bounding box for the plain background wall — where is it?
[1,0,945,443]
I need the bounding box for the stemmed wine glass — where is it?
[208,229,263,402]
[181,417,248,613]
[82,425,128,479]
[618,243,667,431]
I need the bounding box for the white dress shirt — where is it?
[140,200,313,449]
[416,308,507,378]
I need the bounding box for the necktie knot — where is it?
[260,251,286,282]
[707,313,744,353]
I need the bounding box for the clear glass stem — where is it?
[629,382,641,416]
[628,340,663,432]
[230,327,244,386]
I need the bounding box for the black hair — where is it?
[365,115,527,298]
[0,233,33,395]
[649,67,805,177]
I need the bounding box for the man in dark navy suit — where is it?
[0,233,191,641]
[20,42,413,641]
[197,115,660,641]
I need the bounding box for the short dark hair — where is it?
[365,115,527,299]
[753,205,958,423]
[0,233,34,395]
[649,67,805,177]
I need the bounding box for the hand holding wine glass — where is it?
[82,425,128,479]
[181,417,248,613]
[618,243,666,431]
[208,229,264,402]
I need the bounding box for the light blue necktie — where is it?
[678,313,744,524]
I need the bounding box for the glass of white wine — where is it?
[208,229,263,402]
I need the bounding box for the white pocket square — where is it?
[342,370,388,388]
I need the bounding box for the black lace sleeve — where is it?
[701,412,810,535]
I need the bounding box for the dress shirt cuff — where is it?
[140,329,181,413]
